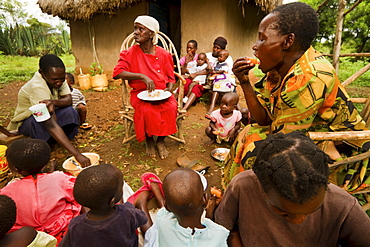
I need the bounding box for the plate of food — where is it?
[211,148,230,161]
[137,89,172,101]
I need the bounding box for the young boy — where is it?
[65,73,89,127]
[143,168,229,247]
[0,194,57,247]
[0,139,81,243]
[205,92,242,145]
[59,163,147,247]
[183,52,210,104]
[211,50,230,75]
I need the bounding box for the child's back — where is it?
[144,168,229,247]
[0,139,81,242]
[59,163,147,247]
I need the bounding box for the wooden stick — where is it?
[308,131,370,141]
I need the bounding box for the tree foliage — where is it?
[302,0,370,55]
[0,0,71,56]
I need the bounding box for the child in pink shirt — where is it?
[0,139,81,243]
[205,92,242,145]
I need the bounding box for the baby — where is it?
[144,167,229,247]
[183,52,210,103]
[65,73,89,127]
[212,50,230,75]
[0,194,57,246]
[59,163,147,247]
[205,92,242,144]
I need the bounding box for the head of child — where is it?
[197,53,207,67]
[65,73,75,88]
[253,131,331,224]
[186,40,198,56]
[217,50,229,63]
[220,92,238,116]
[73,163,123,212]
[0,195,16,240]
[6,139,51,177]
[163,168,207,228]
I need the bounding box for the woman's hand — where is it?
[141,75,155,92]
[232,57,256,84]
[184,52,194,64]
[40,100,55,115]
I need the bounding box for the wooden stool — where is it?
[0,133,26,146]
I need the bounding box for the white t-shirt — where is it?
[187,61,208,85]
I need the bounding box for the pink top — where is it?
[210,109,242,137]
[179,53,199,66]
[0,172,81,238]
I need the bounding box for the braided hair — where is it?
[253,131,332,204]
[270,2,319,51]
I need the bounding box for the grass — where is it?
[0,54,75,88]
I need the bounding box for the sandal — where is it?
[141,172,164,197]
[80,123,93,130]
[127,185,152,204]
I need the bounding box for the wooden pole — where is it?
[332,0,346,73]
[342,63,370,87]
[308,130,370,141]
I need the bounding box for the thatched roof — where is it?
[37,0,282,21]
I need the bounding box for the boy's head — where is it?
[65,73,75,87]
[197,53,207,66]
[220,92,239,114]
[39,54,66,90]
[163,168,206,218]
[6,139,51,176]
[0,195,16,239]
[73,163,123,209]
[217,50,229,63]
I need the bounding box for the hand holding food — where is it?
[211,186,222,199]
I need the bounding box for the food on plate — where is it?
[214,151,228,160]
[148,91,161,98]
[211,186,222,198]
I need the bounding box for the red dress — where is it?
[113,45,177,142]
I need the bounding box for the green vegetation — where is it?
[0,54,75,87]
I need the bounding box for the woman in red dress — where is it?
[113,15,177,159]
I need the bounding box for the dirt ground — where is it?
[0,79,251,191]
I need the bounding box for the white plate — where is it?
[137,90,171,101]
[211,148,230,161]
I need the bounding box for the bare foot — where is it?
[134,190,152,207]
[150,182,165,208]
[156,137,169,159]
[205,139,215,146]
[146,137,156,158]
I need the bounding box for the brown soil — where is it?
[0,80,250,191]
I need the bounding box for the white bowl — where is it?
[211,148,230,161]
[62,152,100,176]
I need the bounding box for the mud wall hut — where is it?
[37,0,282,79]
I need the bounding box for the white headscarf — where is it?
[134,15,160,45]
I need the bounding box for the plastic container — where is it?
[62,152,100,176]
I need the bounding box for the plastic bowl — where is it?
[62,152,100,176]
[211,148,230,161]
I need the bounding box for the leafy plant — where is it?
[89,62,103,76]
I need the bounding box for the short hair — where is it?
[163,168,204,217]
[198,52,206,58]
[6,139,51,175]
[73,164,123,209]
[270,2,319,50]
[222,92,239,105]
[188,40,198,48]
[0,195,16,239]
[65,73,74,83]
[253,131,331,204]
[39,54,65,74]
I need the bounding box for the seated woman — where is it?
[113,15,177,160]
[223,2,370,187]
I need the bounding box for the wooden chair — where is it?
[119,31,186,145]
[308,96,370,210]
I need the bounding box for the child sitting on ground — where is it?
[0,194,57,246]
[59,163,147,247]
[183,53,211,104]
[132,168,229,247]
[0,139,81,243]
[205,92,242,145]
[65,73,89,127]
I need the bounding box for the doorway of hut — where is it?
[149,0,181,58]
